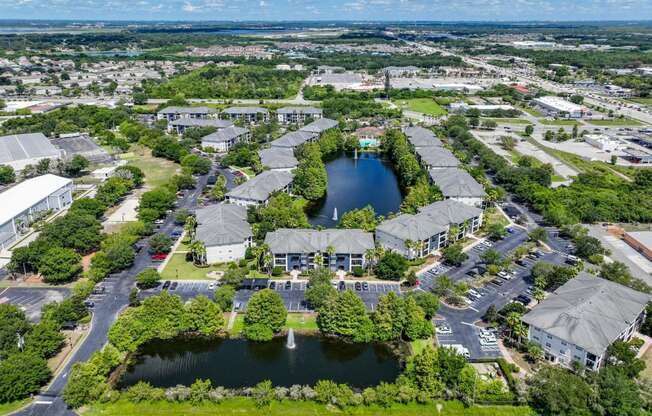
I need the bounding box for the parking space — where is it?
[0,287,71,322]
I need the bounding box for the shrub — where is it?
[190,379,212,404]
[271,266,283,276]
[252,380,274,408]
[352,266,364,277]
[125,381,165,403]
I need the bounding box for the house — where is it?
[225,170,294,206]
[355,127,384,148]
[200,126,250,153]
[428,168,486,207]
[277,107,323,124]
[168,118,233,135]
[195,203,253,264]
[0,174,73,249]
[533,96,587,118]
[299,118,339,135]
[403,126,443,148]
[222,107,269,123]
[376,200,483,259]
[157,106,217,122]
[414,146,460,170]
[265,228,374,272]
[270,130,318,149]
[0,133,63,171]
[522,273,650,371]
[258,147,299,172]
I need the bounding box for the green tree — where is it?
[61,155,89,177]
[148,233,173,254]
[372,292,406,341]
[243,289,287,341]
[0,165,16,185]
[480,248,503,265]
[181,154,212,175]
[0,352,51,403]
[41,211,103,254]
[403,296,433,340]
[317,290,374,342]
[136,268,161,289]
[527,367,594,416]
[293,143,327,201]
[487,223,507,240]
[529,227,548,244]
[338,205,380,232]
[375,251,408,281]
[442,243,468,266]
[25,320,65,358]
[0,304,31,358]
[597,366,643,416]
[183,295,224,336]
[213,285,235,311]
[524,124,534,136]
[38,247,82,283]
[406,291,440,319]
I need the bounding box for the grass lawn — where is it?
[586,118,642,126]
[285,313,318,331]
[229,314,244,336]
[538,119,581,126]
[84,398,534,416]
[628,97,652,106]
[551,174,566,182]
[482,118,532,125]
[0,399,31,415]
[393,98,447,116]
[160,253,227,280]
[641,346,652,380]
[121,145,180,188]
[519,106,543,117]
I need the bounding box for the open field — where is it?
[120,145,180,188]
[159,253,228,280]
[482,118,532,125]
[538,119,581,126]
[84,398,534,416]
[393,99,447,116]
[286,313,318,331]
[586,118,642,126]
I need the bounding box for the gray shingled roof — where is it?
[226,170,294,203]
[265,228,374,254]
[201,126,249,143]
[195,203,252,246]
[158,106,216,115]
[277,106,322,115]
[0,133,61,164]
[418,199,483,224]
[300,118,338,134]
[403,126,443,147]
[270,130,318,148]
[223,106,269,115]
[523,273,651,356]
[258,147,299,169]
[429,168,486,198]
[415,146,460,168]
[377,199,483,242]
[169,118,234,129]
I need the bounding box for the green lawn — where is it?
[229,314,244,336]
[586,118,642,126]
[627,97,652,106]
[538,119,581,126]
[482,118,532,125]
[84,398,534,416]
[410,338,434,355]
[285,313,318,331]
[160,253,228,280]
[0,399,31,416]
[519,106,543,117]
[121,145,180,188]
[393,99,447,116]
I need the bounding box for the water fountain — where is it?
[286,328,296,349]
[332,207,338,221]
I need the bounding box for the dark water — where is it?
[307,153,402,227]
[118,335,401,389]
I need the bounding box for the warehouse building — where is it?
[0,174,73,249]
[0,133,63,171]
[533,96,587,118]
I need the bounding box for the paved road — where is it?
[16,173,211,416]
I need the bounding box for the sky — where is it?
[1,0,651,22]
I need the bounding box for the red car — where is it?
[150,253,167,262]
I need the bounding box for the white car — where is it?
[208,282,216,290]
[479,337,497,346]
[437,324,453,335]
[481,240,493,247]
[497,271,511,280]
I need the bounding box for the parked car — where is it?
[515,259,528,266]
[92,286,105,294]
[171,230,183,238]
[208,282,216,290]
[490,279,504,286]
[497,271,512,280]
[162,281,171,289]
[362,281,369,291]
[354,282,362,291]
[170,282,178,290]
[437,324,453,334]
[151,253,167,262]
[83,300,95,308]
[515,294,531,305]
[269,281,276,290]
[338,281,345,291]
[154,219,165,225]
[285,281,291,290]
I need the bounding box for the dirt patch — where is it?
[48,328,87,374]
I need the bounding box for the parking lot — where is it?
[143,279,401,312]
[0,287,71,321]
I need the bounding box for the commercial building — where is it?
[222,107,270,123]
[157,106,217,122]
[533,96,587,118]
[429,168,486,208]
[383,66,420,77]
[225,170,294,207]
[168,118,234,135]
[622,148,652,164]
[583,134,621,152]
[277,107,323,124]
[195,204,253,264]
[523,273,650,371]
[432,83,483,94]
[258,147,299,172]
[0,133,63,171]
[51,133,112,164]
[200,126,250,153]
[376,200,483,259]
[265,228,374,272]
[0,174,73,249]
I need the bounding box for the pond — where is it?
[118,335,402,389]
[307,152,403,227]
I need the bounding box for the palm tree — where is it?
[263,252,273,275]
[189,241,206,266]
[313,254,323,269]
[326,245,336,269]
[404,239,414,258]
[364,248,377,272]
[184,216,197,240]
[252,243,268,272]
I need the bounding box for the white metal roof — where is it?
[0,174,72,226]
